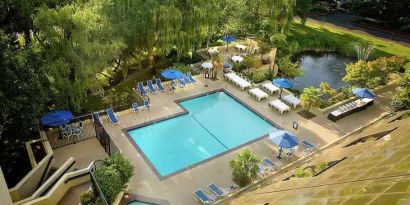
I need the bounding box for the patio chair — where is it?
[132,103,140,114]
[262,158,279,170]
[147,80,157,94]
[60,124,72,141]
[302,140,316,154]
[106,108,119,125]
[155,79,165,92]
[194,189,215,204]
[187,72,197,83]
[136,82,148,96]
[208,183,229,197]
[144,100,151,110]
[71,121,84,139]
[226,184,239,193]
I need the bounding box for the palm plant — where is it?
[300,87,322,112]
[230,149,260,187]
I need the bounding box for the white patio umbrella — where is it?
[201,62,213,69]
[231,55,244,63]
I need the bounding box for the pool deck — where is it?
[97,73,394,205]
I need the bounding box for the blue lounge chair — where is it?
[257,163,268,176]
[187,72,197,83]
[155,79,165,92]
[194,189,215,204]
[262,158,279,170]
[147,80,157,93]
[132,103,139,114]
[208,183,229,197]
[136,82,147,96]
[182,74,192,84]
[144,100,151,110]
[106,108,119,125]
[177,78,186,87]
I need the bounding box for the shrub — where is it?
[251,72,266,83]
[314,162,329,174]
[80,189,96,205]
[102,153,134,184]
[172,63,191,73]
[295,167,313,178]
[93,165,124,203]
[216,39,224,46]
[230,149,260,187]
[300,87,322,111]
[232,63,247,73]
[277,57,303,78]
[391,98,410,111]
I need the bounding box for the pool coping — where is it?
[122,88,282,180]
[121,193,171,205]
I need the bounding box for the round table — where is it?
[231,56,244,63]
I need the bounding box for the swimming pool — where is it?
[127,91,277,178]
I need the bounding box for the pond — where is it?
[292,51,354,91]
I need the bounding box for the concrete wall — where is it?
[8,138,55,202]
[0,168,13,205]
[23,165,91,205]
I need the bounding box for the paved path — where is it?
[308,13,410,47]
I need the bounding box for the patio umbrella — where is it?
[41,110,74,127]
[352,88,376,99]
[161,68,183,80]
[201,62,213,69]
[221,35,236,51]
[269,130,299,159]
[272,78,294,99]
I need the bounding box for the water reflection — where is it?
[292,51,354,91]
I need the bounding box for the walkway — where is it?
[308,13,410,47]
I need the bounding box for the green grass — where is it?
[294,20,410,59]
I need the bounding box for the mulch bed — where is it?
[297,110,316,119]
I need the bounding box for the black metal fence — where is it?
[92,112,119,156]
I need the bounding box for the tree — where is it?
[34,0,125,113]
[294,0,313,25]
[0,30,50,186]
[230,149,260,187]
[278,57,303,77]
[300,87,322,111]
[343,60,383,88]
[392,64,410,111]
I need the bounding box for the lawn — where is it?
[298,20,410,58]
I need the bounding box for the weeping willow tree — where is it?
[106,0,221,69]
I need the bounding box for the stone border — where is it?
[122,88,281,180]
[120,193,171,205]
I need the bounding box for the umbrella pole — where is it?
[279,88,282,99]
[277,146,283,159]
[226,42,229,51]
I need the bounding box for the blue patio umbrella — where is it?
[352,88,376,99]
[269,130,299,159]
[221,35,236,51]
[272,78,294,99]
[161,68,183,80]
[41,110,74,127]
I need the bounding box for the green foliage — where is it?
[314,162,328,174]
[232,62,247,73]
[392,64,410,111]
[243,56,262,70]
[34,0,125,113]
[295,167,313,178]
[294,0,313,24]
[343,56,408,89]
[92,153,134,204]
[172,63,191,73]
[230,149,260,187]
[80,189,96,205]
[102,153,134,185]
[94,165,124,204]
[300,87,322,111]
[319,82,337,97]
[277,57,303,78]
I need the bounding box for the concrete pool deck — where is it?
[95,73,394,205]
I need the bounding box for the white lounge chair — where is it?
[262,82,280,95]
[282,94,301,108]
[249,88,268,101]
[224,72,251,90]
[269,99,291,114]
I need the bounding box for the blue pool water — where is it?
[128,92,276,177]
